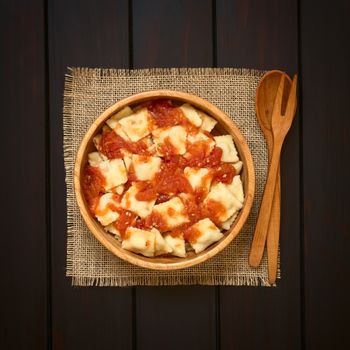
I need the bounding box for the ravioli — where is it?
[97,158,127,191]
[221,213,238,230]
[214,135,239,163]
[187,218,224,253]
[154,230,173,256]
[164,233,186,258]
[186,132,215,156]
[121,185,156,218]
[152,125,187,156]
[204,182,243,222]
[179,103,203,127]
[226,175,244,203]
[183,167,213,193]
[122,227,156,257]
[233,160,243,174]
[132,154,161,181]
[95,193,120,226]
[199,111,217,132]
[151,197,189,231]
[82,99,246,259]
[88,151,106,167]
[119,108,152,142]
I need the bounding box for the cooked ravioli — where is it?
[199,111,217,132]
[221,213,238,230]
[233,160,243,174]
[186,132,215,155]
[93,134,102,151]
[121,185,156,218]
[122,227,156,257]
[204,182,243,222]
[152,197,189,231]
[188,218,224,253]
[119,108,152,142]
[154,230,173,256]
[83,99,247,259]
[214,135,239,163]
[88,151,106,167]
[152,125,187,156]
[95,193,120,226]
[107,106,133,125]
[226,175,244,203]
[132,154,161,181]
[183,167,212,193]
[164,233,186,258]
[97,158,127,190]
[179,103,202,127]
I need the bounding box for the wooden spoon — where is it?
[249,74,297,273]
[254,70,292,284]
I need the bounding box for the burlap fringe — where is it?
[63,72,75,277]
[70,274,272,287]
[67,66,265,79]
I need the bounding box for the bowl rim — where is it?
[74,90,255,270]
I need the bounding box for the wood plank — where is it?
[47,1,133,349]
[216,1,301,349]
[133,0,213,68]
[300,1,350,348]
[132,1,217,349]
[0,1,48,349]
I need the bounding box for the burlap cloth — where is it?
[64,67,279,287]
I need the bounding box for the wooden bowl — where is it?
[74,90,255,270]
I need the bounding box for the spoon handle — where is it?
[249,141,282,268]
[267,165,281,284]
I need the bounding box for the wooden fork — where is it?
[249,74,298,270]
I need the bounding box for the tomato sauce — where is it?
[158,137,179,157]
[147,99,184,128]
[184,226,202,244]
[83,99,239,246]
[147,99,199,133]
[211,163,236,184]
[113,209,138,239]
[100,130,150,159]
[202,199,227,226]
[82,166,106,213]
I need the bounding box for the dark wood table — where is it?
[2,1,349,349]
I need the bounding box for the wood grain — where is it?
[47,1,133,349]
[216,0,301,349]
[0,1,47,349]
[301,0,350,348]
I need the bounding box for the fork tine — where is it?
[285,74,298,118]
[271,74,286,120]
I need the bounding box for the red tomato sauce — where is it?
[202,199,226,226]
[113,209,137,239]
[100,130,150,159]
[83,100,238,245]
[147,99,184,128]
[147,99,199,133]
[82,166,106,213]
[183,226,202,244]
[211,163,236,184]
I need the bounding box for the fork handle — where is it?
[267,165,281,284]
[249,141,282,268]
